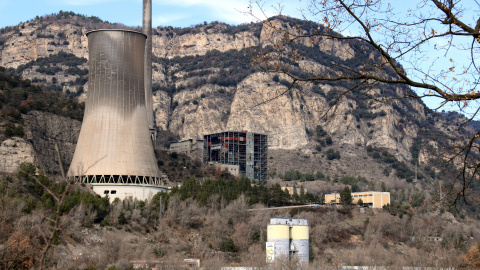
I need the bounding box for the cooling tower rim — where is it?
[86,29,147,38]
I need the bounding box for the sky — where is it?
[0,0,477,118]
[0,0,304,29]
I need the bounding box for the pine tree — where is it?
[340,186,353,205]
[118,211,127,225]
[357,198,364,207]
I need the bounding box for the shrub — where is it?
[304,172,315,181]
[118,211,127,225]
[171,101,179,111]
[315,171,325,180]
[220,238,238,252]
[315,125,327,137]
[326,149,340,160]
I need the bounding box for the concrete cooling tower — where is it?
[67,29,167,201]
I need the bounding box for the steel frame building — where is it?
[203,131,267,181]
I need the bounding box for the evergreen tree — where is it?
[357,198,364,207]
[340,186,353,205]
[118,211,127,225]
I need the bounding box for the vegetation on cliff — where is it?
[0,66,84,139]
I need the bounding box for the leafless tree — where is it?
[26,173,77,269]
[246,0,480,204]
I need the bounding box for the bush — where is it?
[4,126,14,137]
[304,172,315,181]
[171,101,179,111]
[315,171,325,180]
[315,125,327,137]
[13,125,24,137]
[283,170,302,181]
[220,238,238,252]
[118,211,127,225]
[326,149,340,160]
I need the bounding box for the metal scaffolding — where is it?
[203,131,268,182]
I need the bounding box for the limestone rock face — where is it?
[260,19,354,61]
[153,30,259,59]
[169,84,232,140]
[153,91,170,131]
[0,137,35,173]
[0,15,465,179]
[23,111,82,175]
[227,73,309,150]
[0,111,81,175]
[0,21,88,68]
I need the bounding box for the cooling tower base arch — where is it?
[70,174,167,186]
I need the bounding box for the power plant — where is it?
[67,0,167,201]
[203,131,268,182]
[266,218,309,264]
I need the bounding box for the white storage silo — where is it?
[291,224,309,263]
[267,224,290,260]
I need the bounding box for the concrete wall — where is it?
[91,184,168,202]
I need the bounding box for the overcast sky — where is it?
[0,0,304,28]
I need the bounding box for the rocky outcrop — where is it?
[0,21,88,68]
[0,137,35,174]
[227,73,309,149]
[153,30,259,59]
[0,15,462,179]
[168,84,233,140]
[23,111,81,175]
[0,110,81,176]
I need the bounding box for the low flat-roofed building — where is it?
[207,162,241,177]
[325,191,390,208]
[169,138,203,160]
[281,186,307,195]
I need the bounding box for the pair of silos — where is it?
[267,218,309,264]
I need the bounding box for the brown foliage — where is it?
[463,243,480,269]
[4,230,37,269]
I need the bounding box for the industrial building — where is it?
[203,131,267,182]
[325,191,390,208]
[67,1,167,201]
[266,218,309,264]
[281,186,307,195]
[169,138,204,161]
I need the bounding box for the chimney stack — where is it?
[143,0,154,136]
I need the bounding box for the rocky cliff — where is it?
[0,111,80,175]
[0,13,464,184]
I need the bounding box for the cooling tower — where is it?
[67,30,165,200]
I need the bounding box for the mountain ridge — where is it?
[0,11,475,197]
